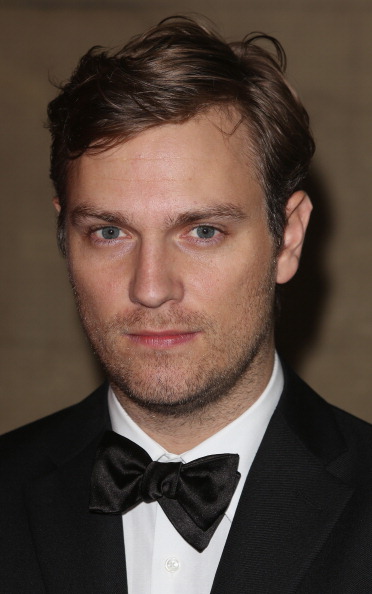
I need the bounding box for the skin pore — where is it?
[57,110,311,453]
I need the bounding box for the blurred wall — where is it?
[1,0,371,433]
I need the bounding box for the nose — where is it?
[128,239,183,308]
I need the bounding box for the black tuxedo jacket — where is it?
[1,366,372,593]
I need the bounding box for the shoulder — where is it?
[280,363,372,479]
[284,364,372,434]
[0,383,109,479]
[328,403,372,480]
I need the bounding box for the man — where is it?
[1,16,372,593]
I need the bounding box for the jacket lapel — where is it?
[25,385,128,593]
[24,370,355,593]
[211,368,354,594]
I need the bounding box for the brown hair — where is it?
[47,16,315,254]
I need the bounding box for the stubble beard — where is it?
[71,271,276,419]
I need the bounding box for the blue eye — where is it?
[99,226,121,239]
[193,226,217,239]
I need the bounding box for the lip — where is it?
[126,330,199,349]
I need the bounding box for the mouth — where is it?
[126,330,199,349]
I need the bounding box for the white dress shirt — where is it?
[108,354,284,594]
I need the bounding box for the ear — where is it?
[53,197,61,213]
[276,191,312,284]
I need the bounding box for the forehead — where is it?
[67,111,264,217]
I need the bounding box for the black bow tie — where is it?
[89,430,240,551]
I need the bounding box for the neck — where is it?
[113,347,275,454]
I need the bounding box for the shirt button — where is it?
[165,557,180,572]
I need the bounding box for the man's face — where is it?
[63,112,279,416]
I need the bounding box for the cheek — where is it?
[189,254,273,318]
[68,257,121,318]
[68,238,128,293]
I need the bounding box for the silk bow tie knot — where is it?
[89,430,241,551]
[141,460,182,502]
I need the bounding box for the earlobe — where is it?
[276,191,312,285]
[53,197,61,213]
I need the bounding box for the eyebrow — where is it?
[166,204,248,226]
[70,205,133,228]
[69,203,248,229]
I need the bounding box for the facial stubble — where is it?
[70,263,276,419]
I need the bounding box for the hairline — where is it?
[57,105,277,255]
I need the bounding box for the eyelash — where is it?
[89,226,125,243]
[88,224,224,246]
[187,225,223,242]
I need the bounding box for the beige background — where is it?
[1,0,371,434]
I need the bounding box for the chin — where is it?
[109,344,262,419]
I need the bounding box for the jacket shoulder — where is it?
[0,383,108,478]
[280,365,372,480]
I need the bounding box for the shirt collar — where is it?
[108,353,283,521]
